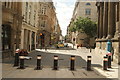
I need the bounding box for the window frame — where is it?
[85,8,91,15]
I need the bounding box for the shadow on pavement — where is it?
[2,50,118,79]
[92,64,102,68]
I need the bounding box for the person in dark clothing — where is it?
[19,49,29,56]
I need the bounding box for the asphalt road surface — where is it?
[24,50,87,69]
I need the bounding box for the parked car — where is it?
[64,43,68,47]
[19,49,29,56]
[57,42,64,48]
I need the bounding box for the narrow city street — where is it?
[1,1,120,80]
[2,46,118,79]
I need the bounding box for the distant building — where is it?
[54,22,62,44]
[96,2,120,64]
[67,1,97,47]
[37,2,61,48]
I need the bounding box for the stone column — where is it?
[119,2,120,65]
[9,2,11,8]
[24,29,28,49]
[29,31,32,51]
[107,2,116,39]
[114,2,119,38]
[103,2,108,39]
[34,32,37,49]
[97,5,100,39]
[20,29,24,49]
[99,2,104,39]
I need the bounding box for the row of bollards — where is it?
[14,55,92,71]
[14,54,112,71]
[36,55,92,71]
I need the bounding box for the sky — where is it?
[53,0,76,36]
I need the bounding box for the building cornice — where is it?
[96,38,119,42]
[22,22,38,32]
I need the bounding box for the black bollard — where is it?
[108,55,111,68]
[53,55,58,70]
[103,56,108,70]
[18,56,25,69]
[35,55,42,70]
[13,49,20,67]
[87,56,92,71]
[70,56,75,71]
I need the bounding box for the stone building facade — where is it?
[1,1,61,59]
[21,2,39,51]
[55,23,62,44]
[2,2,22,58]
[37,2,60,48]
[96,2,120,63]
[67,1,97,47]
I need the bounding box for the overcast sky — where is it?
[53,0,76,36]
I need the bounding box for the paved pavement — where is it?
[36,47,119,78]
[2,47,119,79]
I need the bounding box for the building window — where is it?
[34,10,36,27]
[29,5,31,23]
[41,21,46,27]
[85,9,91,15]
[31,32,35,50]
[41,8,44,14]
[2,25,11,50]
[86,3,91,5]
[41,5,46,15]
[44,6,46,15]
[25,2,28,21]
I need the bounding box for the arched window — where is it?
[86,3,91,5]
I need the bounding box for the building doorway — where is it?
[40,33,45,48]
[31,32,35,50]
